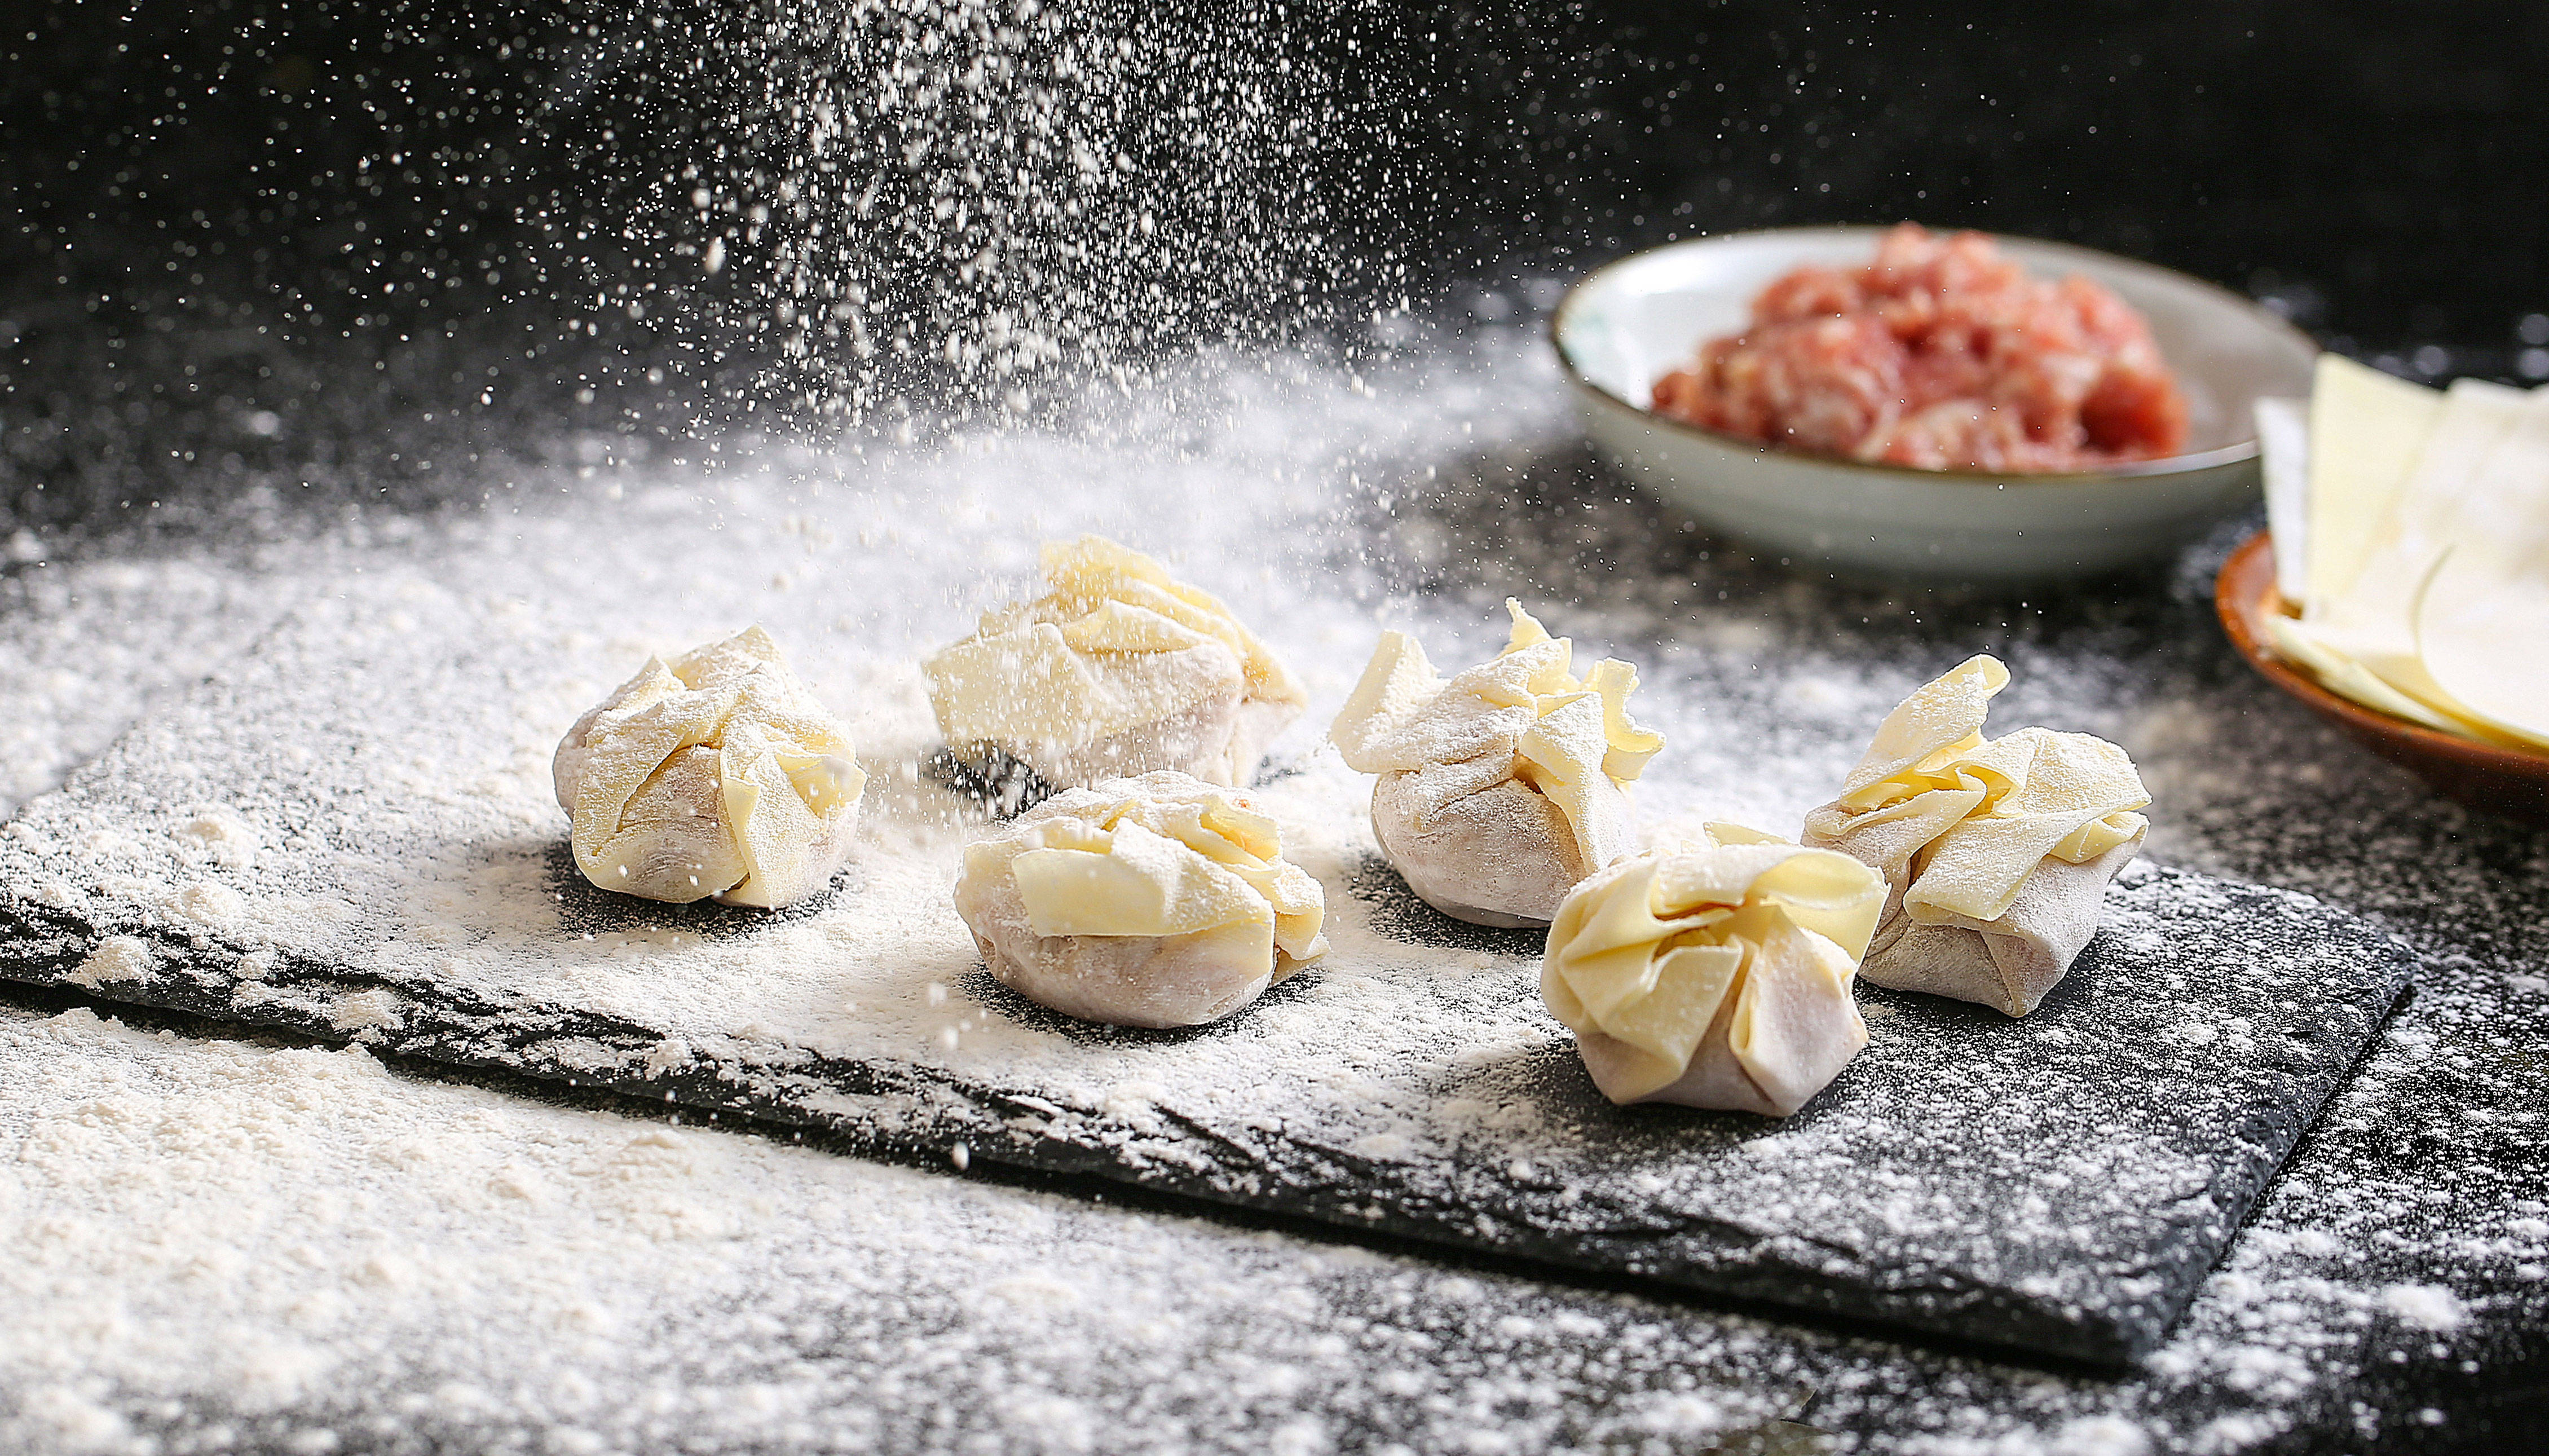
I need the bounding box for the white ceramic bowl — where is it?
[1553,226,2319,581]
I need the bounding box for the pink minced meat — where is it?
[1650,224,2190,472]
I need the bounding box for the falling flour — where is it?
[665,0,1423,425]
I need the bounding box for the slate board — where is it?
[0,816,2411,1364]
[0,512,2415,1366]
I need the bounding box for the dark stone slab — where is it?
[0,813,2411,1366]
[0,505,2416,1369]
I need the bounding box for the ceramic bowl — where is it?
[2215,530,2549,825]
[1552,226,2320,582]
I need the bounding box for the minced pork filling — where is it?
[1651,224,2190,473]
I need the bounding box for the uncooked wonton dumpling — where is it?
[924,536,1307,792]
[1801,654,2149,1017]
[553,626,866,908]
[952,770,1329,1029]
[1542,824,1884,1116]
[1331,601,1664,927]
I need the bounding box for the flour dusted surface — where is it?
[0,354,2410,1361]
[0,994,2534,1456]
[0,333,2541,1450]
[0,550,311,822]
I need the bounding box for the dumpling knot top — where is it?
[952,770,1329,1029]
[552,626,867,909]
[924,536,1308,790]
[1542,825,1885,1116]
[1801,654,2150,1017]
[1330,601,1664,927]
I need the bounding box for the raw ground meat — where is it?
[1651,224,2190,471]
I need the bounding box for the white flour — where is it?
[670,0,1425,425]
[0,551,310,822]
[0,342,2390,1351]
[2,333,2542,1452]
[0,998,2533,1456]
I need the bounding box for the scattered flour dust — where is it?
[0,999,2510,1456]
[2,341,2543,1452]
[0,551,307,821]
[0,1002,1822,1456]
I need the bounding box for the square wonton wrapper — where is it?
[1803,655,2149,1017]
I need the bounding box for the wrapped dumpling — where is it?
[1801,655,2150,1017]
[1330,601,1664,928]
[924,536,1308,792]
[1542,824,1885,1115]
[553,626,867,908]
[951,770,1329,1028]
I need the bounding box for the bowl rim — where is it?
[2215,528,2549,775]
[1550,223,2322,488]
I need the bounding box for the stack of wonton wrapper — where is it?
[2258,355,2549,750]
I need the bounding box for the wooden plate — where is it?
[2215,530,2549,825]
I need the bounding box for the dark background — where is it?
[1444,0,2548,361]
[4,0,2544,537]
[2,5,2545,1449]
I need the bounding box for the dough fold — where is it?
[924,536,1307,791]
[952,770,1328,1029]
[1801,654,2149,1016]
[553,626,867,908]
[1331,601,1664,926]
[1542,824,1884,1115]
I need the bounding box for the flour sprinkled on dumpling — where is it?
[553,626,867,908]
[924,536,1306,795]
[1330,600,1663,928]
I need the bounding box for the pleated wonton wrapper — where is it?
[1542,824,1885,1116]
[924,536,1308,792]
[1801,655,2150,1017]
[1331,601,1665,928]
[553,626,867,908]
[952,770,1329,1029]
